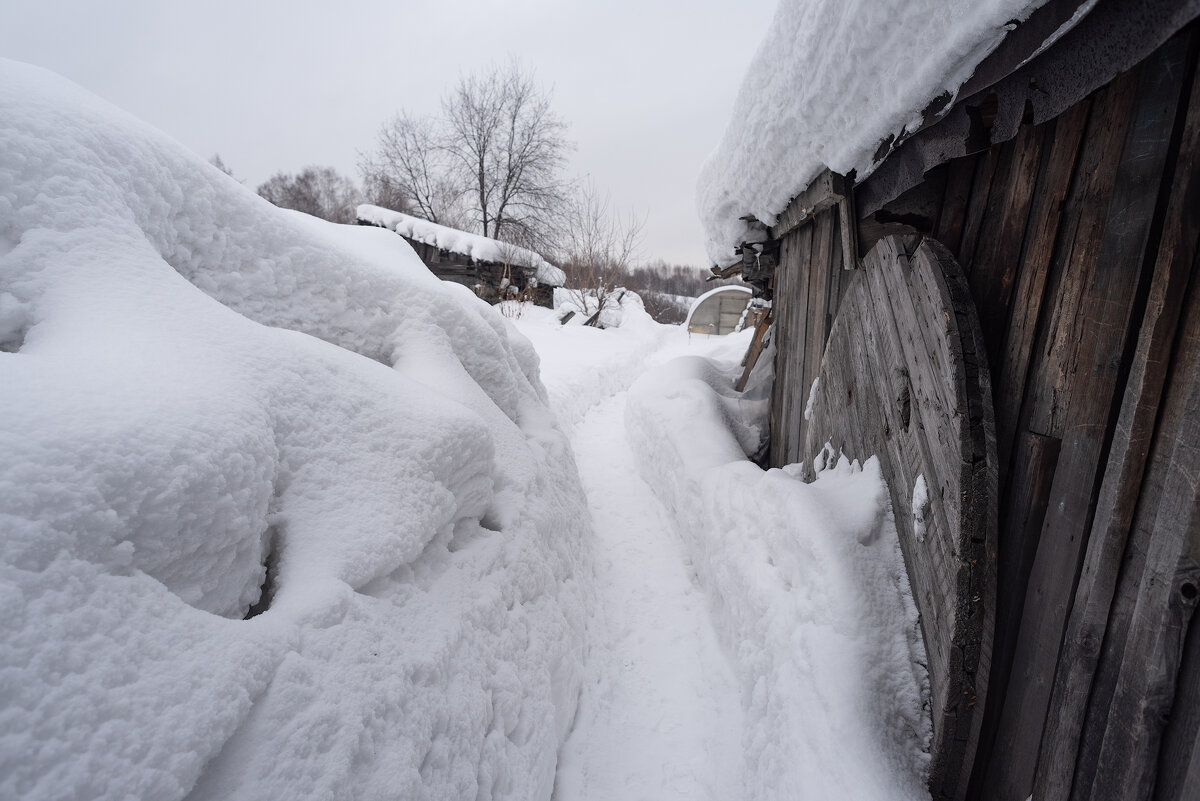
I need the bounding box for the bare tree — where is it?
[359,113,464,225]
[443,63,571,249]
[558,180,644,324]
[257,166,362,224]
[208,153,236,178]
[362,63,571,250]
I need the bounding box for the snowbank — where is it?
[696,0,1049,264]
[625,353,932,800]
[0,59,589,801]
[511,295,668,433]
[358,204,567,287]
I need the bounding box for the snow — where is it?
[912,473,931,544]
[1,59,588,801]
[357,204,567,287]
[803,376,820,422]
[624,352,932,800]
[7,46,936,801]
[696,0,1051,265]
[514,301,931,800]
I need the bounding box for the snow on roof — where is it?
[358,204,567,287]
[696,0,1054,266]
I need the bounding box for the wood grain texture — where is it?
[993,100,1091,477]
[1034,36,1200,799]
[983,33,1190,801]
[804,235,998,800]
[769,169,849,239]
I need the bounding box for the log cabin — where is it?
[703,1,1200,799]
[356,205,564,307]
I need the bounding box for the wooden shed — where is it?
[725,1,1200,799]
[356,205,563,307]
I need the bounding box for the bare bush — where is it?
[557,181,643,324]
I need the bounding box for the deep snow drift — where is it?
[625,352,932,800]
[516,303,932,800]
[0,59,590,801]
[696,0,1052,264]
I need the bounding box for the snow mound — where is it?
[0,58,589,801]
[513,294,668,433]
[697,0,1047,265]
[625,353,932,800]
[358,204,567,287]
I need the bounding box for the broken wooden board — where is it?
[735,308,773,392]
[804,234,998,801]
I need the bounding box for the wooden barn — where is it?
[356,205,563,307]
[719,1,1200,799]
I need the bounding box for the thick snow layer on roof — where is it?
[358,204,567,287]
[697,0,1049,265]
[0,58,589,801]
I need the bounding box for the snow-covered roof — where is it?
[697,0,1060,266]
[358,204,567,287]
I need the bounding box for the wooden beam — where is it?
[769,169,850,240]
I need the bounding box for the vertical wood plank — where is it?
[1084,270,1200,801]
[994,101,1092,477]
[983,35,1189,801]
[800,210,837,464]
[957,147,1001,273]
[1035,39,1200,799]
[967,123,1047,376]
[936,154,981,256]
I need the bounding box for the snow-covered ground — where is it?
[514,304,932,801]
[4,55,933,801]
[1,60,589,801]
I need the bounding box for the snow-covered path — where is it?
[553,390,743,800]
[512,305,746,799]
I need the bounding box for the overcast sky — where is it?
[2,0,778,267]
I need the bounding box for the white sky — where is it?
[2,0,778,267]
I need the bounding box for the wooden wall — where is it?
[767,22,1199,801]
[398,236,554,307]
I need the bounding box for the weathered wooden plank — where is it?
[966,122,1046,376]
[956,146,1001,272]
[769,169,849,240]
[768,235,795,465]
[736,309,773,392]
[1155,593,1200,801]
[838,190,858,270]
[983,36,1187,801]
[805,234,997,801]
[1082,278,1200,800]
[770,224,815,467]
[934,155,980,257]
[799,209,837,463]
[1034,42,1200,799]
[994,99,1092,477]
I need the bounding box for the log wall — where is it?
[767,22,1199,801]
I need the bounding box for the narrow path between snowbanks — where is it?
[552,391,744,801]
